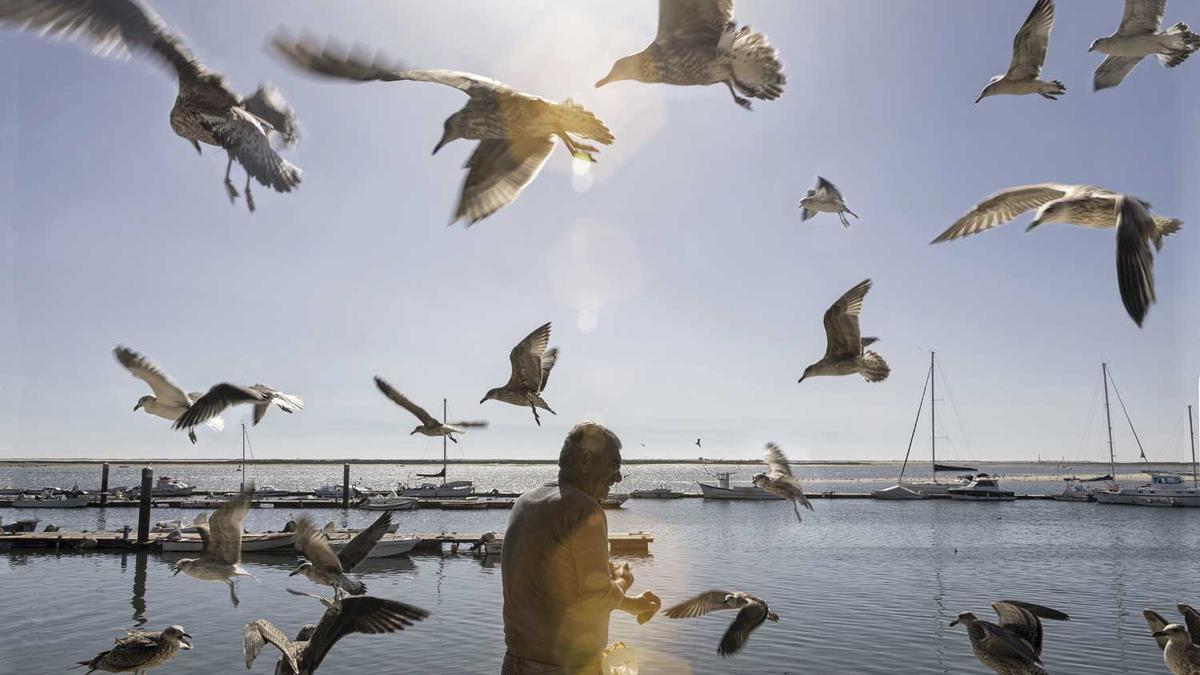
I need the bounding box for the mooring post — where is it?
[100,462,110,506]
[342,463,351,509]
[136,467,153,544]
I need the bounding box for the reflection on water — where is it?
[0,500,1196,673]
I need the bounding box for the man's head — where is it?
[558,421,622,501]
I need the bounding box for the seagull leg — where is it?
[556,132,597,163]
[447,433,458,444]
[724,81,753,111]
[188,429,197,445]
[530,405,542,427]
[244,170,256,213]
[839,211,850,228]
[227,579,240,608]
[793,501,802,523]
[223,154,240,204]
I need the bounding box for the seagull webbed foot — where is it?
[531,406,542,427]
[244,173,256,213]
[224,179,240,205]
[188,429,197,445]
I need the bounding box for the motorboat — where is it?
[314,484,364,500]
[130,477,195,498]
[947,475,1015,501]
[327,534,420,558]
[250,485,292,498]
[1094,473,1199,507]
[698,473,781,500]
[602,493,630,509]
[398,480,474,498]
[12,491,90,508]
[360,492,419,511]
[630,487,686,499]
[1052,475,1113,502]
[0,518,38,533]
[160,531,295,552]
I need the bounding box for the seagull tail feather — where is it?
[1159,23,1200,68]
[723,24,786,100]
[857,351,890,383]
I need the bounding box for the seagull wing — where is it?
[1007,0,1054,80]
[243,619,297,673]
[294,516,345,573]
[248,384,303,426]
[507,322,553,390]
[1144,609,1171,651]
[336,512,392,571]
[206,107,302,194]
[763,442,794,478]
[974,620,1041,665]
[1178,604,1200,646]
[664,591,735,619]
[992,600,1068,656]
[813,176,843,202]
[241,83,300,147]
[113,346,191,409]
[1114,195,1157,327]
[657,0,734,44]
[271,34,507,96]
[453,137,556,225]
[373,377,438,427]
[931,184,1072,243]
[300,597,430,673]
[1116,0,1166,35]
[202,492,250,566]
[822,279,870,360]
[538,347,559,393]
[719,599,768,656]
[173,383,266,431]
[0,0,207,80]
[1093,55,1143,91]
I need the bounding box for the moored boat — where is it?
[360,492,419,511]
[399,480,474,498]
[601,493,630,509]
[630,487,686,499]
[1094,473,1199,507]
[11,492,90,508]
[698,473,781,500]
[947,475,1015,502]
[130,477,195,498]
[160,531,294,552]
[1052,475,1113,502]
[327,534,419,558]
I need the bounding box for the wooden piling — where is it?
[99,462,110,507]
[342,463,350,509]
[136,467,152,544]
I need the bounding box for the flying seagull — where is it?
[271,33,612,224]
[290,513,391,598]
[170,491,253,607]
[931,185,1182,327]
[663,591,779,656]
[798,176,858,227]
[245,591,429,675]
[173,383,302,434]
[1090,0,1200,90]
[77,625,192,674]
[1152,624,1200,675]
[595,0,785,110]
[751,443,813,522]
[950,600,1070,675]
[374,377,486,443]
[976,0,1065,103]
[113,345,223,444]
[798,279,889,384]
[0,0,301,211]
[1144,604,1200,654]
[480,321,559,426]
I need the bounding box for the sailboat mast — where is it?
[1189,404,1197,489]
[240,423,246,492]
[930,351,936,480]
[442,398,448,487]
[1102,363,1115,478]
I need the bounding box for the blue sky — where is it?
[1,1,1196,462]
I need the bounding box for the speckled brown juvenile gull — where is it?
[78,625,192,674]
[950,601,1069,675]
[374,377,487,443]
[170,491,253,607]
[271,33,612,224]
[595,0,785,110]
[798,279,889,384]
[480,321,558,426]
[976,0,1065,103]
[798,176,858,227]
[752,443,813,522]
[289,512,391,598]
[663,591,779,657]
[0,0,301,211]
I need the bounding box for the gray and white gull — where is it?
[173,383,302,434]
[976,0,1065,103]
[950,600,1070,675]
[113,345,223,444]
[0,0,301,211]
[798,279,889,384]
[289,512,391,598]
[931,184,1183,327]
[664,590,779,656]
[752,443,813,522]
[170,491,253,607]
[480,321,559,426]
[1090,0,1200,90]
[374,377,487,443]
[596,0,785,110]
[271,33,613,224]
[798,176,858,228]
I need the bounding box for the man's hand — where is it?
[627,591,661,624]
[610,562,634,589]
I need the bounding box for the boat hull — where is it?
[161,532,295,552]
[400,481,474,498]
[947,490,1015,502]
[871,484,925,500]
[11,496,90,508]
[630,489,686,499]
[698,483,781,500]
[360,497,419,511]
[328,535,419,558]
[1095,491,1199,507]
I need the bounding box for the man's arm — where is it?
[572,508,626,611]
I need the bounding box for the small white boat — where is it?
[1052,475,1113,502]
[11,492,89,508]
[698,473,781,500]
[314,485,364,500]
[630,487,686,499]
[399,480,474,498]
[871,484,925,500]
[130,477,195,497]
[602,493,630,508]
[326,534,420,558]
[360,492,419,511]
[947,476,1015,502]
[251,485,292,498]
[160,531,295,552]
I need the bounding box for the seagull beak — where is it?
[432,136,451,155]
[171,566,181,577]
[797,375,807,384]
[288,569,299,577]
[1025,219,1042,232]
[974,94,984,104]
[133,403,142,411]
[1152,630,1169,638]
[949,618,960,627]
[180,634,193,649]
[479,396,488,404]
[410,429,419,435]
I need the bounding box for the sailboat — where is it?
[398,399,475,498]
[873,351,976,499]
[239,424,289,497]
[1054,364,1119,502]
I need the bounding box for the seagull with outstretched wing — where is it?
[480,322,559,426]
[664,590,779,656]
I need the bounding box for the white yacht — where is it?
[1095,473,1199,508]
[947,475,1015,502]
[698,472,781,500]
[360,491,420,511]
[129,476,194,497]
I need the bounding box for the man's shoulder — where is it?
[515,483,598,512]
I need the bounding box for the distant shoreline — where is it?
[0,458,1190,467]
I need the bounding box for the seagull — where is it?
[798,279,889,384]
[751,443,813,522]
[172,383,302,435]
[1090,0,1200,90]
[950,600,1070,675]
[595,0,785,110]
[77,625,192,674]
[480,322,559,426]
[374,377,486,443]
[798,176,858,227]
[113,346,223,444]
[170,491,253,607]
[976,0,1065,103]
[1144,604,1200,674]
[696,438,702,448]
[0,0,301,211]
[245,592,429,675]
[271,34,612,224]
[289,513,391,598]
[931,185,1182,327]
[663,591,779,656]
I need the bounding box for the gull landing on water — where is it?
[481,322,559,426]
[272,34,613,225]
[752,443,813,523]
[799,279,890,384]
[1090,0,1200,90]
[950,601,1070,675]
[799,176,858,228]
[931,184,1182,326]
[113,346,223,444]
[374,377,487,443]
[664,591,779,656]
[595,0,785,110]
[976,0,1065,103]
